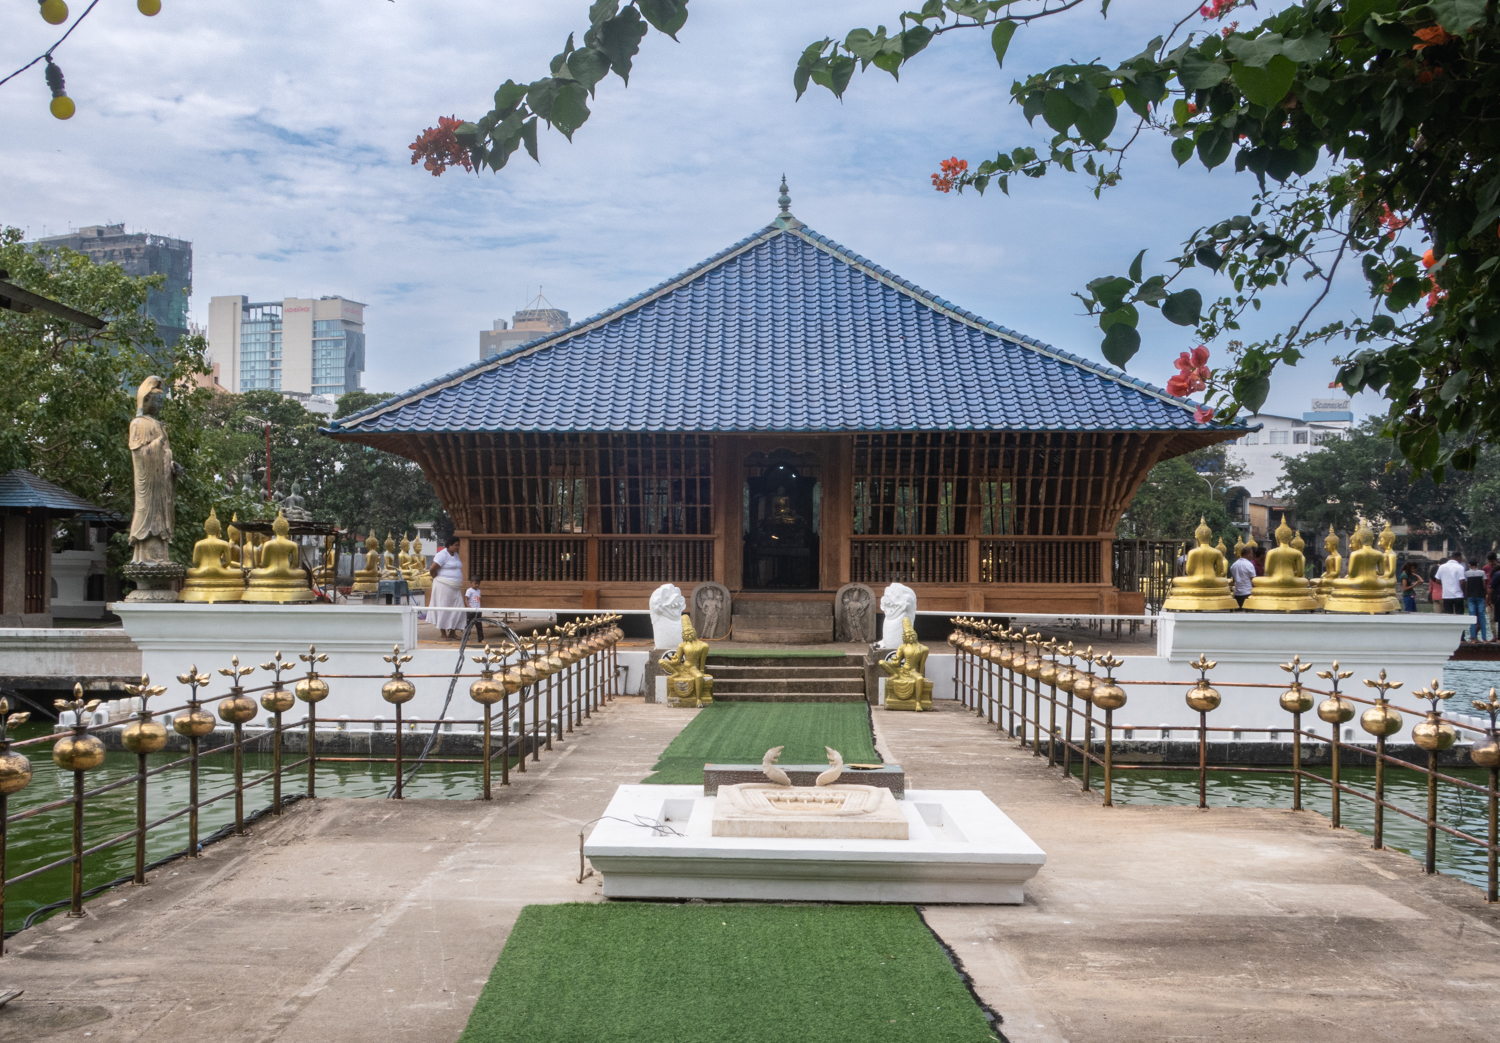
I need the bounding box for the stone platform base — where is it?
[703,762,904,798]
[584,784,1045,904]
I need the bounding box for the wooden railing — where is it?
[598,537,714,583]
[850,538,969,584]
[469,537,588,583]
[980,538,1101,584]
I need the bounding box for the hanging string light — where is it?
[44,56,74,120]
[38,0,69,25]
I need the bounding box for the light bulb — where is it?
[39,0,69,25]
[50,95,76,120]
[138,0,161,14]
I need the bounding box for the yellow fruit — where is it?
[40,0,69,25]
[50,95,75,120]
[138,0,161,14]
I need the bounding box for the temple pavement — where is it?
[0,699,1495,1043]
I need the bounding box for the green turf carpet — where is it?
[641,701,879,784]
[457,903,999,1043]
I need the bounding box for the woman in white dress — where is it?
[428,536,466,639]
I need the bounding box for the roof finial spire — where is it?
[778,174,791,216]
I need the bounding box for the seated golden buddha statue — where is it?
[181,508,247,603]
[1162,518,1238,612]
[1315,525,1342,608]
[659,613,713,707]
[1325,523,1394,613]
[243,511,316,603]
[352,534,383,592]
[381,533,401,580]
[1378,521,1400,613]
[1243,515,1319,612]
[405,535,432,592]
[226,513,243,569]
[310,535,336,585]
[881,618,933,711]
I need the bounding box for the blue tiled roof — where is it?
[329,218,1228,436]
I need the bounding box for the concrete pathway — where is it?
[0,697,697,1043]
[876,702,1500,1043]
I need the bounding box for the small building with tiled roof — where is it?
[326,192,1239,617]
[0,469,113,627]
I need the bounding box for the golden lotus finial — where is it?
[383,644,414,669]
[1362,669,1402,698]
[1412,679,1454,712]
[1473,688,1500,725]
[176,664,212,691]
[1096,652,1124,677]
[299,645,329,666]
[1279,655,1311,680]
[123,673,167,711]
[217,655,255,681]
[1189,653,1217,674]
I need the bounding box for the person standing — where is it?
[1465,559,1490,641]
[464,582,485,642]
[1230,545,1257,609]
[1400,562,1421,613]
[428,536,466,640]
[1436,552,1466,617]
[1429,566,1443,612]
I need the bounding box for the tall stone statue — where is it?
[123,376,185,601]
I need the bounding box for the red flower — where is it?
[1378,204,1408,241]
[1413,26,1456,50]
[1170,345,1212,397]
[1200,0,1236,20]
[1194,406,1215,424]
[409,115,474,177]
[931,156,968,194]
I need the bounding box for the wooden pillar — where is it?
[819,435,850,590]
[711,435,741,589]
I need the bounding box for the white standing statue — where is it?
[879,582,918,649]
[649,583,686,648]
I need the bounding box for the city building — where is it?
[1225,398,1355,499]
[29,224,192,348]
[207,295,366,396]
[480,292,569,358]
[330,201,1243,615]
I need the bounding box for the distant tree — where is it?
[315,391,444,542]
[1118,444,1245,544]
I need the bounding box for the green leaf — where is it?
[1087,275,1134,310]
[1171,136,1196,165]
[1073,93,1118,146]
[1233,53,1297,109]
[1101,324,1141,368]
[1235,375,1270,414]
[990,20,1017,69]
[598,7,648,84]
[567,47,612,95]
[1363,15,1418,50]
[1280,32,1331,63]
[1227,32,1285,69]
[1042,90,1081,134]
[1429,0,1487,35]
[1440,368,1471,403]
[1062,78,1099,113]
[1195,245,1223,271]
[1197,125,1233,169]
[638,0,688,38]
[588,0,619,27]
[1100,304,1140,331]
[1162,288,1203,326]
[494,79,527,114]
[900,25,934,58]
[1128,249,1146,283]
[1178,52,1229,90]
[1172,98,1190,126]
[520,116,539,162]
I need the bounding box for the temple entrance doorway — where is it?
[742,448,821,590]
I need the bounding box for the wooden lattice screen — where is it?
[24,512,47,614]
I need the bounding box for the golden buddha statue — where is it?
[1243,515,1319,612]
[397,536,411,573]
[1325,523,1394,614]
[1378,521,1400,613]
[247,531,263,570]
[881,618,933,711]
[181,508,247,603]
[1215,537,1229,560]
[1162,518,1238,612]
[242,511,316,603]
[659,613,713,707]
[406,535,432,592]
[382,533,401,580]
[352,533,383,593]
[1315,525,1342,608]
[311,534,336,586]
[226,513,243,569]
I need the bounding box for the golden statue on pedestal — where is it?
[242,511,316,603]
[181,509,247,604]
[352,534,382,592]
[1315,525,1342,608]
[1378,521,1400,613]
[1162,519,1238,612]
[404,534,432,593]
[226,513,243,569]
[659,613,713,707]
[881,618,933,711]
[1243,515,1318,612]
[382,533,401,579]
[1324,523,1394,614]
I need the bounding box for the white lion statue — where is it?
[649,583,686,648]
[879,582,918,648]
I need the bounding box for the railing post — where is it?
[0,700,35,952]
[382,646,417,799]
[121,676,166,884]
[216,658,257,837]
[49,689,104,916]
[296,647,331,799]
[1472,690,1500,902]
[1278,657,1313,813]
[260,653,296,817]
[1316,662,1355,830]
[170,669,213,858]
[1092,656,1125,807]
[500,687,509,788]
[1360,671,1404,852]
[1412,680,1458,875]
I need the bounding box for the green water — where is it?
[2,723,492,934]
[1070,760,1496,890]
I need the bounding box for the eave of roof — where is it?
[0,469,111,515]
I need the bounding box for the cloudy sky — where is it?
[5,0,1379,419]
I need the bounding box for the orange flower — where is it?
[409,116,474,177]
[1414,26,1456,50]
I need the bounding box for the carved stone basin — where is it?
[712,783,909,839]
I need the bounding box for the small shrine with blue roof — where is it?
[326,184,1235,617]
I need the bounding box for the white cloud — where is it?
[4,0,1375,418]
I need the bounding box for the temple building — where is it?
[325,192,1239,615]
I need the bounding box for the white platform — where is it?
[584,784,1045,904]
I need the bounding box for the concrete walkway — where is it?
[2,697,1497,1042]
[876,702,1500,1043]
[0,697,697,1043]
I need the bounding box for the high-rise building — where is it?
[480,292,569,358]
[207,295,365,395]
[29,224,193,347]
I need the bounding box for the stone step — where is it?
[732,601,833,618]
[731,624,834,644]
[705,654,853,669]
[712,677,866,695]
[711,691,867,703]
[708,663,861,675]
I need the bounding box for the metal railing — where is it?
[0,614,625,950]
[946,616,1500,903]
